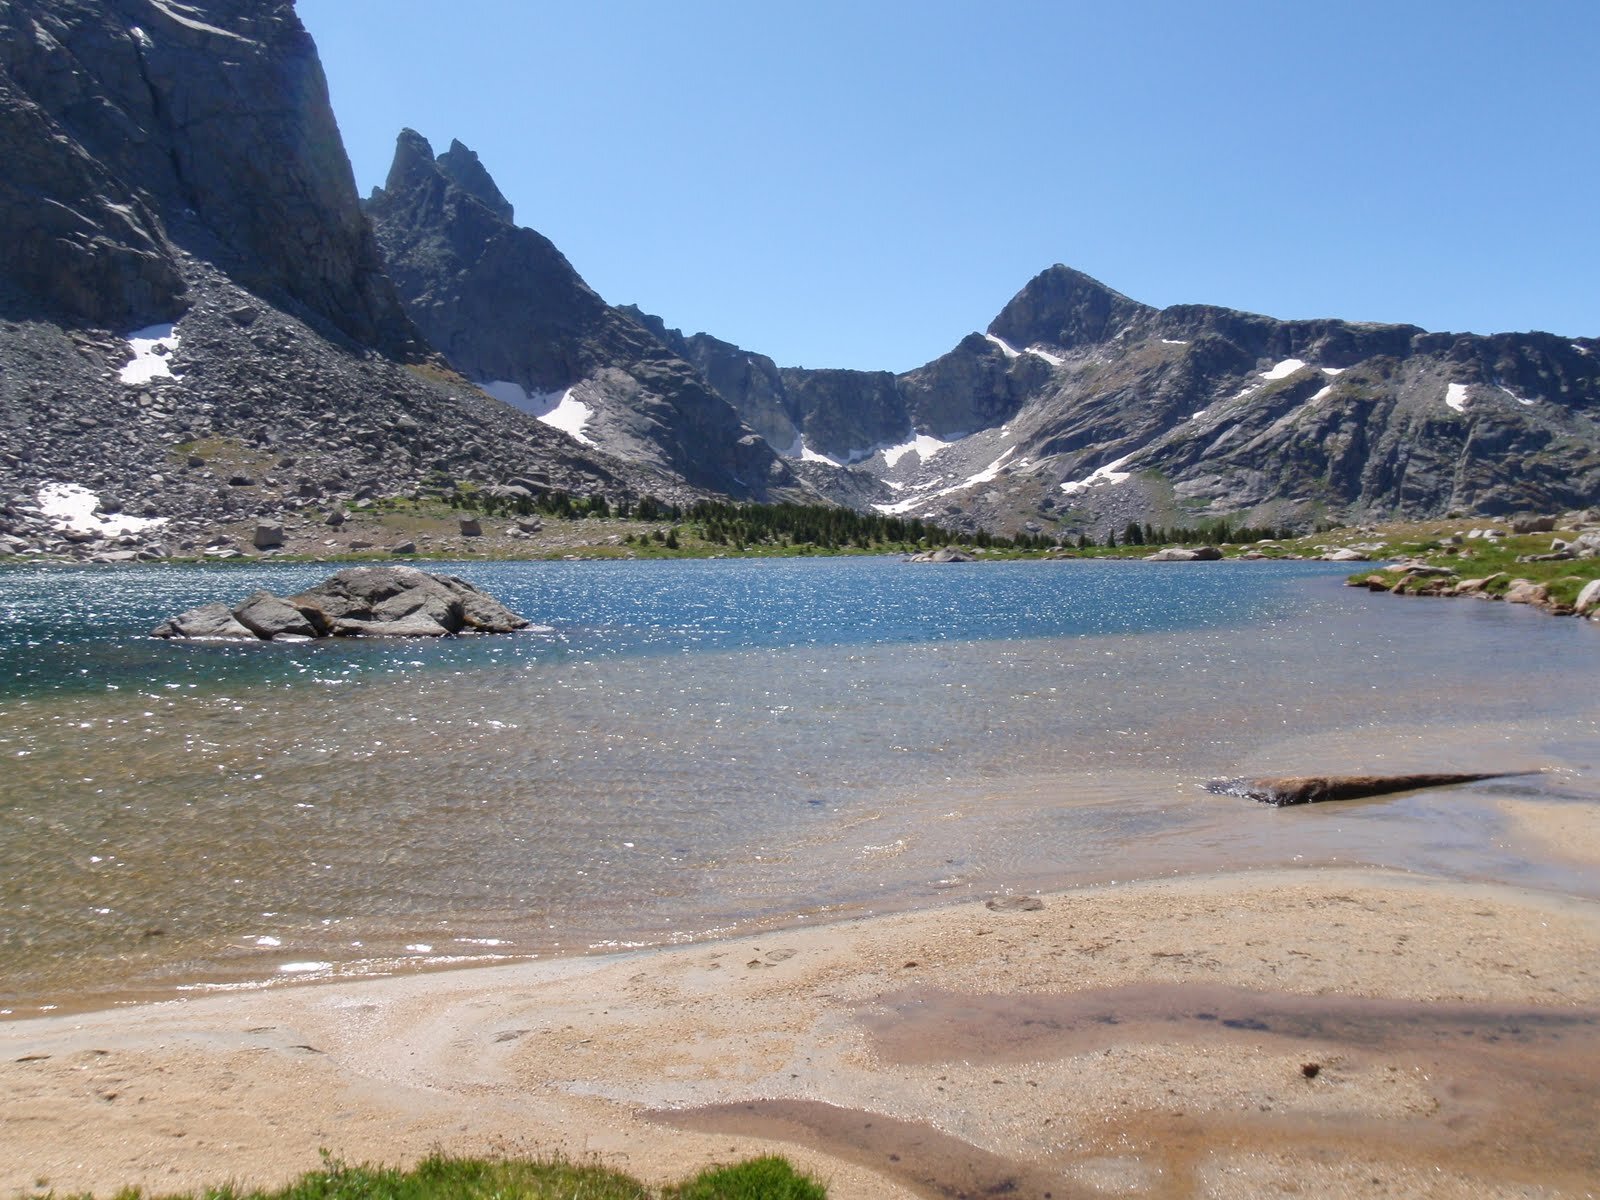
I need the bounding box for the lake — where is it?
[2,557,1597,1015]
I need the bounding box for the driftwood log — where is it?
[1204,771,1540,808]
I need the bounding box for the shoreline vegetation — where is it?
[7,485,1600,608]
[39,1153,828,1200]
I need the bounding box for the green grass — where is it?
[1339,521,1600,612]
[664,1157,827,1200]
[45,1152,826,1200]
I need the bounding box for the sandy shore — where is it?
[5,864,1600,1199]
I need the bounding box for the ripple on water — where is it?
[1,558,1598,1011]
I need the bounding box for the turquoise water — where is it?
[2,558,1598,1014]
[0,557,1335,697]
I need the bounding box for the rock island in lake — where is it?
[151,566,529,640]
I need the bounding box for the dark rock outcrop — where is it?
[0,0,415,351]
[365,131,809,503]
[0,2,703,561]
[152,566,528,639]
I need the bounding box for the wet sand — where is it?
[5,864,1600,1199]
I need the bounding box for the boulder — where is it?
[1383,560,1456,577]
[1512,516,1557,534]
[331,613,452,638]
[1322,548,1368,562]
[232,591,318,639]
[1503,580,1549,606]
[287,566,528,635]
[459,517,483,537]
[1146,545,1221,561]
[907,547,975,563]
[1575,579,1600,614]
[253,522,284,550]
[151,602,259,640]
[1452,573,1506,595]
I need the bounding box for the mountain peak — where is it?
[437,138,514,223]
[377,131,514,224]
[987,264,1152,351]
[381,128,439,197]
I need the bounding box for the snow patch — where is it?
[1262,358,1307,381]
[1445,383,1470,413]
[882,432,954,468]
[1060,453,1136,496]
[800,440,844,466]
[1310,385,1334,403]
[1190,409,1209,421]
[1161,338,1190,346]
[146,1,257,43]
[119,323,180,385]
[984,333,1020,359]
[276,961,332,974]
[478,381,596,445]
[540,390,595,445]
[1321,366,1345,376]
[870,445,1018,516]
[1498,385,1536,407]
[1574,344,1591,356]
[37,482,167,536]
[874,495,930,515]
[962,446,1016,488]
[1025,345,1063,366]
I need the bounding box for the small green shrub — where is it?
[663,1156,827,1200]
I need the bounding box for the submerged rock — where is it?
[152,566,528,640]
[1204,771,1538,807]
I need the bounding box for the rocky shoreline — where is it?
[1348,517,1600,621]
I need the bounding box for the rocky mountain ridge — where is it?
[648,266,1600,538]
[364,130,812,504]
[3,1,1595,556]
[0,0,696,561]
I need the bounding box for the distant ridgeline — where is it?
[2,0,1598,557]
[350,124,1600,542]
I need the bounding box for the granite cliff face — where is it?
[659,266,1600,537]
[0,0,685,559]
[0,0,413,349]
[366,131,810,503]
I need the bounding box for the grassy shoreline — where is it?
[41,1153,826,1200]
[8,508,1600,622]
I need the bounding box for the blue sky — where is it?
[299,0,1599,371]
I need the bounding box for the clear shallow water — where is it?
[2,558,1598,1014]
